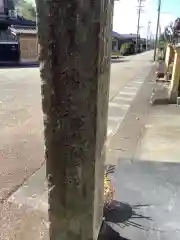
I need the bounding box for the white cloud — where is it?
[113,0,177,37]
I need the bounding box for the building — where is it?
[112,32,139,50]
[112,31,140,55]
[10,23,37,61]
[0,5,37,62]
[112,31,148,55]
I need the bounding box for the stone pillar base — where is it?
[168,89,178,104]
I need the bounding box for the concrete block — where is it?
[177,97,180,106]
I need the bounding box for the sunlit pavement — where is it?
[104,71,180,239]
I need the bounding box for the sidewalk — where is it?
[104,72,180,239]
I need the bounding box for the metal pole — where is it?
[146,21,151,50]
[153,0,161,61]
[146,34,148,51]
[136,0,142,52]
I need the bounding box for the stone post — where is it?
[169,45,180,103]
[165,44,174,73]
[36,0,114,239]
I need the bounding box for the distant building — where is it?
[112,31,139,52]
[0,4,36,62]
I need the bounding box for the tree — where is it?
[36,0,114,239]
[163,18,180,44]
[163,22,174,43]
[21,1,36,21]
[7,0,36,20]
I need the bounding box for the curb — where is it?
[107,64,154,140]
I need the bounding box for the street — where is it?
[1,50,180,240]
[0,51,153,203]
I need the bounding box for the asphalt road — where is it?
[0,50,153,202]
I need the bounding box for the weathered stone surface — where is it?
[169,46,180,103]
[36,0,114,239]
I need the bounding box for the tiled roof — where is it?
[122,33,139,39]
[112,31,122,38]
[10,26,37,35]
[112,31,140,40]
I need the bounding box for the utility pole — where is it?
[136,0,145,52]
[153,0,162,61]
[146,21,151,50]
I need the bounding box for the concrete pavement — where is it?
[107,51,153,138]
[136,104,180,162]
[107,64,152,138]
[0,67,44,202]
[103,71,180,239]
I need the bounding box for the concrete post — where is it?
[165,44,174,73]
[169,45,180,103]
[36,0,114,239]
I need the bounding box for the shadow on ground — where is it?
[103,160,180,239]
[98,221,130,240]
[98,200,152,240]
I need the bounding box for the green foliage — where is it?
[8,0,36,21]
[120,43,126,55]
[21,0,36,21]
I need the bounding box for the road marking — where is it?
[107,65,152,137]
[109,102,123,108]
[119,91,137,96]
[124,86,139,90]
[107,128,113,136]
[108,116,124,122]
[115,96,133,101]
[109,102,130,109]
[133,81,143,84]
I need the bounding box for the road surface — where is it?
[0,50,153,202]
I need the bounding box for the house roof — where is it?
[7,17,36,35]
[112,31,140,40]
[121,33,138,39]
[112,31,122,39]
[10,26,37,35]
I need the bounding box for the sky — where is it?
[27,0,179,38]
[113,0,179,37]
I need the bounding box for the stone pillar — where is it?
[36,0,114,239]
[165,44,174,73]
[169,46,180,103]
